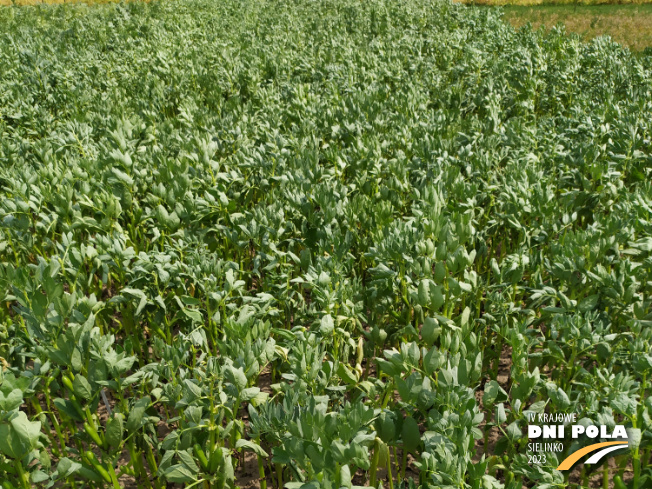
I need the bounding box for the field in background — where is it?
[0,0,134,5]
[1,0,651,487]
[4,0,652,52]
[465,0,651,6]
[4,0,652,5]
[497,4,652,51]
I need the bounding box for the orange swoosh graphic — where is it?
[557,441,628,471]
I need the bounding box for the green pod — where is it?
[48,368,61,384]
[85,451,112,484]
[194,444,209,472]
[61,375,85,418]
[504,471,514,485]
[613,476,627,489]
[84,421,105,450]
[356,337,364,366]
[61,376,74,393]
[151,325,167,341]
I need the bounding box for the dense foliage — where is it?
[0,0,651,488]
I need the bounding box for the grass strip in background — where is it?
[463,0,652,6]
[497,4,652,52]
[0,0,144,6]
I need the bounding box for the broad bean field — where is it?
[0,0,651,488]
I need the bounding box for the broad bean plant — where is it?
[0,0,651,488]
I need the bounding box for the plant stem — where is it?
[393,446,399,481]
[15,462,30,489]
[257,437,267,489]
[387,447,394,489]
[108,460,122,489]
[369,438,380,488]
[276,463,283,489]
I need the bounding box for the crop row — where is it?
[0,0,651,488]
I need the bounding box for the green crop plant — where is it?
[0,0,651,487]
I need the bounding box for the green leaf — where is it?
[299,481,321,489]
[612,394,637,417]
[53,398,84,422]
[73,375,93,401]
[505,421,521,442]
[626,428,641,450]
[418,280,430,307]
[423,347,442,377]
[0,424,25,459]
[460,306,471,327]
[177,449,200,473]
[495,403,507,425]
[407,341,420,366]
[483,380,507,407]
[224,366,247,390]
[126,397,151,432]
[236,439,269,457]
[71,347,83,372]
[430,285,444,312]
[546,384,571,410]
[630,237,652,252]
[320,314,334,335]
[337,363,359,385]
[11,411,41,447]
[240,387,261,402]
[163,464,197,483]
[401,416,421,453]
[32,470,50,483]
[434,262,446,283]
[421,317,439,346]
[578,294,599,312]
[105,413,124,448]
[376,411,396,443]
[340,464,352,489]
[0,389,23,412]
[0,411,41,459]
[57,457,82,478]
